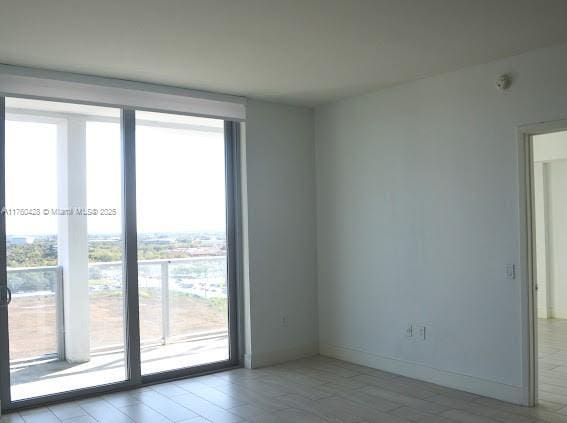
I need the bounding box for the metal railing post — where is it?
[161,261,170,344]
[55,265,66,360]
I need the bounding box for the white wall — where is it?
[315,42,567,404]
[547,161,567,318]
[534,131,567,162]
[242,99,318,367]
[533,132,567,319]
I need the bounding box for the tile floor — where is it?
[2,352,567,423]
[539,318,567,406]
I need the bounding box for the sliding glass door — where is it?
[0,96,238,410]
[1,98,127,402]
[135,111,231,376]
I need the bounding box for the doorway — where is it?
[532,129,567,406]
[522,121,567,407]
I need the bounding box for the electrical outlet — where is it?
[418,325,426,340]
[405,324,413,337]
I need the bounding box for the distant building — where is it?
[143,238,176,244]
[8,236,35,245]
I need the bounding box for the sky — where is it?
[5,116,226,236]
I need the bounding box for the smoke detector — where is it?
[495,74,511,91]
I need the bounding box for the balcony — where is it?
[8,256,229,400]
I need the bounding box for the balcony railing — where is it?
[7,256,228,362]
[7,265,64,361]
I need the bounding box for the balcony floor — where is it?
[10,335,229,401]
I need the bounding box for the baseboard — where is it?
[320,343,526,405]
[245,343,318,369]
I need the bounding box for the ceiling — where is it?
[2,0,567,106]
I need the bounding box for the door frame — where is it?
[519,118,567,407]
[0,96,241,412]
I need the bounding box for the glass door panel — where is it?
[4,98,126,401]
[135,111,230,375]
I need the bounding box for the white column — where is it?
[57,117,90,363]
